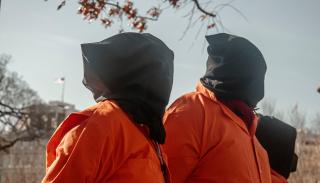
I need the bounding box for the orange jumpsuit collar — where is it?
[196,82,258,137]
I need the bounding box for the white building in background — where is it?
[47,100,77,128]
[0,101,77,183]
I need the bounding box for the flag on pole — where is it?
[54,77,65,84]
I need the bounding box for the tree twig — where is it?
[191,0,216,17]
[105,2,159,21]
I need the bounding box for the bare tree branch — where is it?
[191,0,216,17]
[179,4,196,40]
[105,2,159,21]
[289,104,306,130]
[48,0,224,33]
[0,54,51,151]
[214,2,248,22]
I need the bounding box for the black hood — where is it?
[200,33,267,107]
[81,32,174,144]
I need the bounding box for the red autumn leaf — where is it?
[147,7,161,18]
[169,0,180,8]
[109,7,121,16]
[132,18,146,32]
[207,23,215,29]
[101,18,113,27]
[127,9,137,19]
[122,1,133,14]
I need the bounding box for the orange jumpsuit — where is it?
[42,100,166,183]
[271,170,288,183]
[163,83,272,183]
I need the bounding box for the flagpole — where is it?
[61,78,65,102]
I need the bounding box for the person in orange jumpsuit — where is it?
[164,33,287,183]
[42,33,173,183]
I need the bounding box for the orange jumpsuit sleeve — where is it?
[42,112,116,183]
[271,169,288,183]
[164,95,206,183]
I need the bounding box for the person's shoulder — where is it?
[167,91,219,114]
[78,100,115,115]
[64,100,127,142]
[83,100,124,125]
[170,91,203,107]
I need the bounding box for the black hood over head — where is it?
[81,32,174,144]
[200,33,267,107]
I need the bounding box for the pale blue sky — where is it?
[0,0,319,118]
